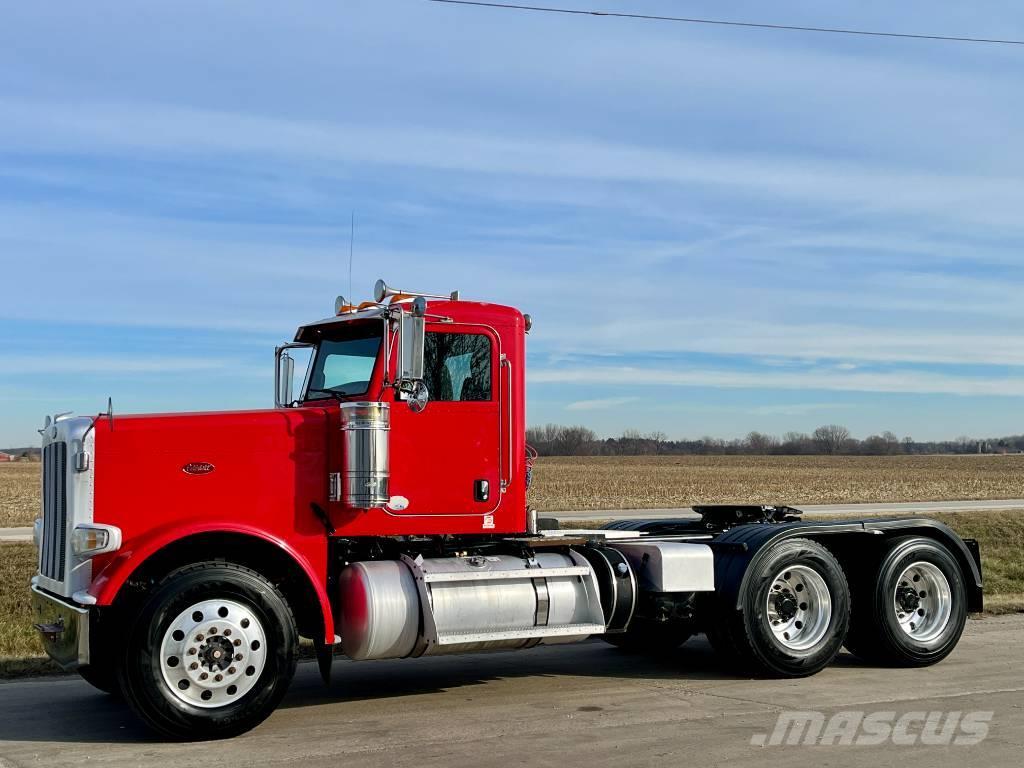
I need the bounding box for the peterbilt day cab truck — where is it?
[31,279,983,739]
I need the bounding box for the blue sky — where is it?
[2,0,1023,446]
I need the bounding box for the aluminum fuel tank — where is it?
[336,552,606,660]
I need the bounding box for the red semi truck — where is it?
[31,279,983,739]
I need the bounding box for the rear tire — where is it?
[845,536,967,667]
[117,561,298,740]
[710,538,850,677]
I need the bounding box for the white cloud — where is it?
[0,356,248,375]
[3,99,1024,233]
[532,366,1024,398]
[541,317,1024,367]
[565,396,639,411]
[747,403,856,417]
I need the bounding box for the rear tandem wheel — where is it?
[845,536,967,667]
[707,537,851,677]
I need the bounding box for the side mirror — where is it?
[398,299,426,382]
[275,348,295,407]
[396,298,428,411]
[275,343,313,407]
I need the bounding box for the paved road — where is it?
[549,498,1024,522]
[3,499,1023,542]
[0,615,1021,767]
[0,527,32,543]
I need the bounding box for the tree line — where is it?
[526,424,1024,457]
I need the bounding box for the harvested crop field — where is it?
[528,454,1024,511]
[0,463,39,527]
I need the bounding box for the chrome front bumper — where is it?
[31,585,90,669]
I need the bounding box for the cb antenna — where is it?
[348,211,355,305]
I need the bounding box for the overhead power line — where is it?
[427,0,1024,47]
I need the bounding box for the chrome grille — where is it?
[41,441,68,581]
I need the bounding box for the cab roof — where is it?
[293,299,524,344]
[293,305,387,344]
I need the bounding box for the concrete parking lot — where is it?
[1,614,1021,768]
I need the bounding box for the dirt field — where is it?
[0,463,38,527]
[529,454,1024,511]
[0,543,43,667]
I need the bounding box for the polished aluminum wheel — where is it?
[893,561,952,643]
[766,564,832,651]
[159,599,267,709]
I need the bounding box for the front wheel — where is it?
[845,536,967,667]
[117,562,299,740]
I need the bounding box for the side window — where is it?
[424,332,492,402]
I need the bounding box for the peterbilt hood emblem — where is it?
[182,462,215,475]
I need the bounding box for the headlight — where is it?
[71,525,122,556]
[33,518,43,549]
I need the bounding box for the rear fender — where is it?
[711,518,984,613]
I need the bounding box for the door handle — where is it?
[474,479,490,502]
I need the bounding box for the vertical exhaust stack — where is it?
[339,402,390,509]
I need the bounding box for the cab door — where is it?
[388,323,503,524]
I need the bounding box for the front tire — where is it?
[710,538,850,677]
[845,536,967,667]
[117,561,298,740]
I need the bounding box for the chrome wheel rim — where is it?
[159,599,267,709]
[893,561,952,643]
[766,564,832,651]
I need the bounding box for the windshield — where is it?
[305,324,383,399]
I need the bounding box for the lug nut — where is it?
[199,672,209,680]
[195,634,204,642]
[209,627,218,635]
[235,654,243,661]
[190,662,199,670]
[187,647,197,655]
[214,674,223,682]
[223,628,232,636]
[228,667,236,675]
[233,639,242,647]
